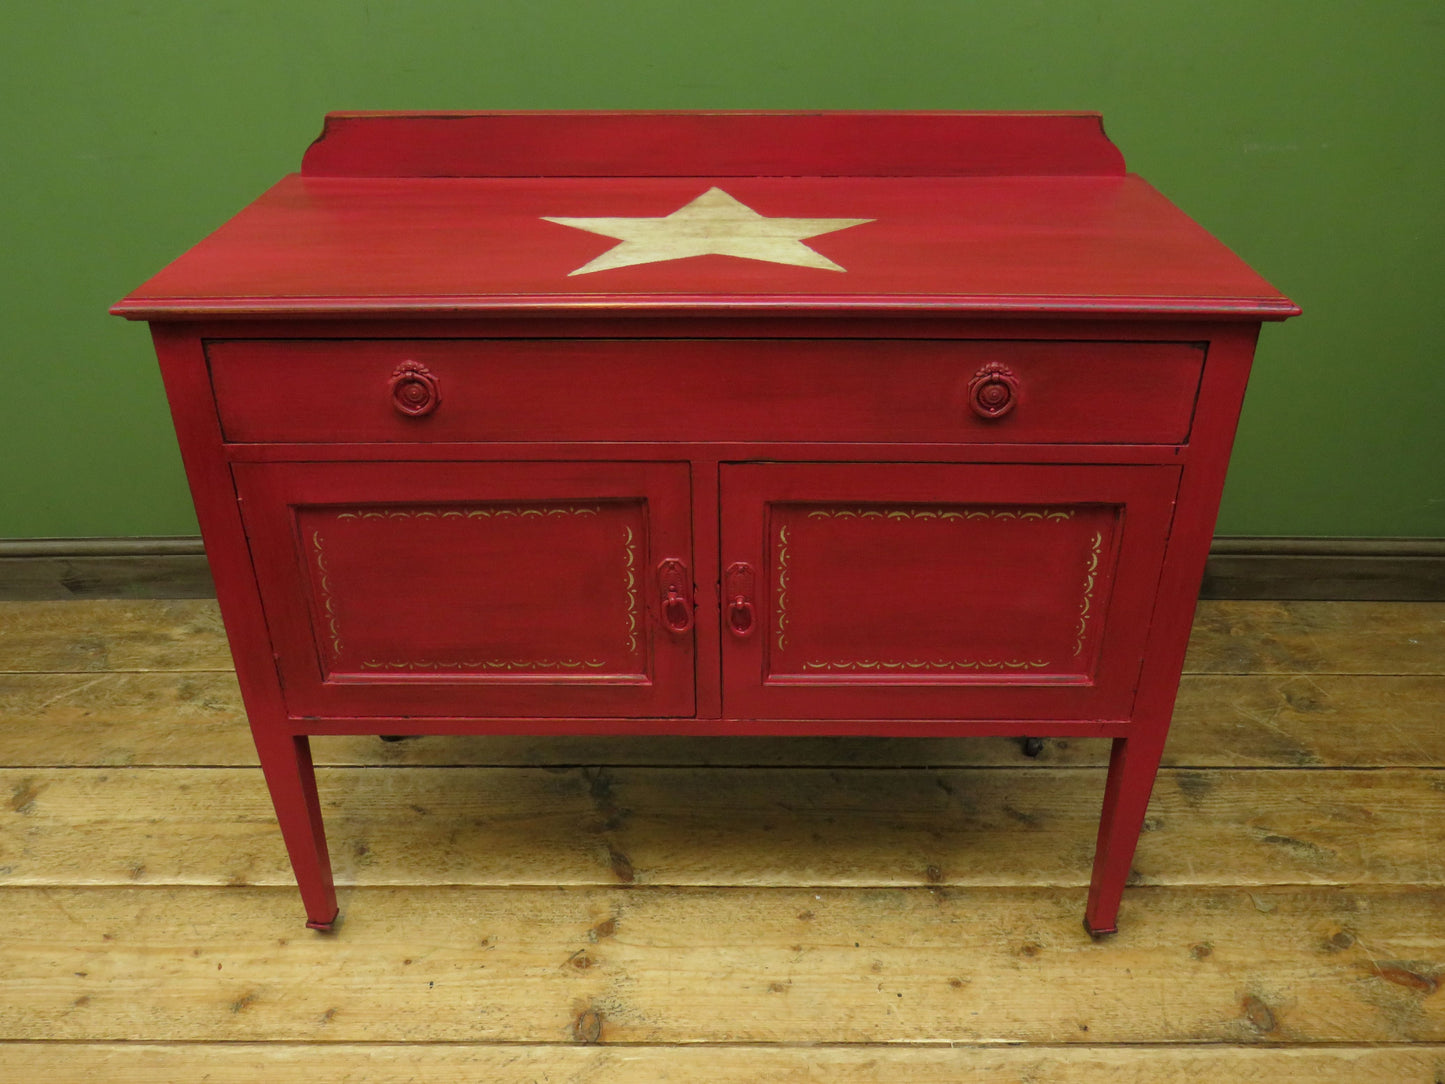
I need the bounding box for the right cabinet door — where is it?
[719,462,1180,722]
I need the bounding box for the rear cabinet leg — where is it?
[252,732,339,931]
[1084,731,1168,937]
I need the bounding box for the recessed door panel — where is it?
[720,463,1178,721]
[771,502,1116,680]
[301,500,648,680]
[234,461,694,718]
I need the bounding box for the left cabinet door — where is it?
[233,461,695,719]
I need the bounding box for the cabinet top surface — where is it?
[113,112,1298,321]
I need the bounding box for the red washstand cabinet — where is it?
[113,112,1298,935]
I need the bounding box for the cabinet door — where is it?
[718,463,1179,721]
[233,461,694,719]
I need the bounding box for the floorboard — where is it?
[0,1043,1441,1083]
[0,672,1441,769]
[4,599,1442,676]
[2,766,1441,888]
[2,885,1441,1044]
[0,599,1440,1078]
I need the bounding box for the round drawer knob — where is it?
[389,361,441,418]
[967,362,1020,420]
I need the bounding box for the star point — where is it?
[542,187,872,276]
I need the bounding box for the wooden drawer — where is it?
[207,338,1205,445]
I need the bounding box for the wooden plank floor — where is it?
[0,600,1441,1081]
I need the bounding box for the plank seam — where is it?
[0,1039,1440,1049]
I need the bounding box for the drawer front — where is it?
[208,338,1204,445]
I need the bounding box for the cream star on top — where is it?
[542,187,872,276]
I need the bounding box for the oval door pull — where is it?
[657,558,693,635]
[662,588,694,633]
[727,596,756,637]
[390,361,441,417]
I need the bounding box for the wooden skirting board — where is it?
[1202,536,1445,601]
[0,537,215,601]
[1,535,1442,601]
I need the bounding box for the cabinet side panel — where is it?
[148,326,288,733]
[1133,323,1264,730]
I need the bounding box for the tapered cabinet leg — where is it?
[253,732,339,931]
[1084,732,1167,937]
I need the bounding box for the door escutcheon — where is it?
[657,558,694,634]
[724,561,756,638]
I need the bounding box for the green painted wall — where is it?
[2,1,1440,539]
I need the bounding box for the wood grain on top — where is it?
[112,113,1297,320]
[111,175,1297,319]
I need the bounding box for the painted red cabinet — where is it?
[113,112,1297,936]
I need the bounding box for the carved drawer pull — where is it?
[967,362,1020,420]
[389,361,441,417]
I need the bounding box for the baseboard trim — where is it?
[1201,537,1445,601]
[0,537,214,600]
[2,536,1443,602]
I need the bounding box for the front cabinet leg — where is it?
[1084,732,1166,938]
[253,732,339,931]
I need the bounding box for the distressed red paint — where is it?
[113,111,1298,935]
